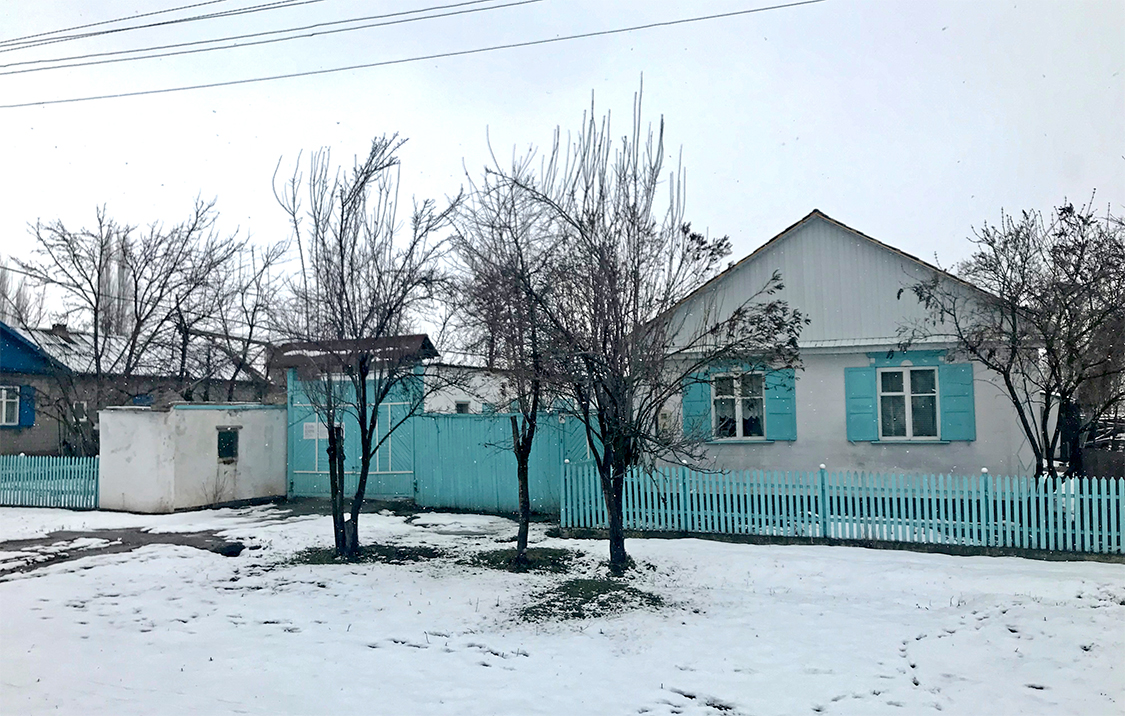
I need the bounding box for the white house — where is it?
[673,210,1035,476]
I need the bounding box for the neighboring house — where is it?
[0,320,279,456]
[0,321,52,453]
[673,210,1035,476]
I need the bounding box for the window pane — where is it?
[218,430,239,460]
[714,377,735,397]
[742,398,764,437]
[880,371,903,393]
[3,401,15,425]
[911,369,936,395]
[880,395,907,437]
[715,398,736,438]
[912,396,938,437]
[741,374,764,398]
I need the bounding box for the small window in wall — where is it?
[878,368,938,439]
[217,426,240,462]
[713,373,765,439]
[72,401,89,423]
[455,401,471,414]
[0,387,18,426]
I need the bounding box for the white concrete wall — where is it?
[425,367,505,414]
[692,351,1036,476]
[99,408,175,513]
[169,406,287,510]
[98,404,286,513]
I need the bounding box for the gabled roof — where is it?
[0,320,61,374]
[270,334,439,376]
[6,322,269,383]
[676,209,987,311]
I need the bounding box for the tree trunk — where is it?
[602,465,629,575]
[511,415,531,561]
[327,432,347,556]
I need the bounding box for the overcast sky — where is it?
[1,0,1122,277]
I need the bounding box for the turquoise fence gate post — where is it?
[818,464,828,538]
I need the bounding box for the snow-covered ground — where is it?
[1,505,1122,715]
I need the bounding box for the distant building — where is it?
[0,320,278,456]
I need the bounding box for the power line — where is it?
[0,0,235,46]
[1,0,501,69]
[0,0,538,76]
[0,0,828,110]
[0,0,322,53]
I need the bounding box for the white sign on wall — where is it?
[303,421,343,440]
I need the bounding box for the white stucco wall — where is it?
[98,404,286,513]
[99,409,175,513]
[689,351,1036,476]
[424,366,505,414]
[169,406,287,510]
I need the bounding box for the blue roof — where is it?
[0,320,56,375]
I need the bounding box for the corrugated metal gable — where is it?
[675,213,963,346]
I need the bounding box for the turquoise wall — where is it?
[287,370,590,515]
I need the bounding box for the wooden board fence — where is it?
[0,455,99,510]
[561,463,1125,554]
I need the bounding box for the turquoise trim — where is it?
[938,363,976,441]
[681,371,712,440]
[764,369,797,441]
[866,349,944,367]
[844,367,878,441]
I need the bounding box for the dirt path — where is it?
[0,528,249,577]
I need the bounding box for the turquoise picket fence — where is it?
[561,464,1125,554]
[0,455,99,509]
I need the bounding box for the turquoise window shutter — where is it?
[764,369,797,441]
[681,372,712,440]
[938,363,976,441]
[18,385,35,427]
[844,367,877,441]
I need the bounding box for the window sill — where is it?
[708,438,775,444]
[870,440,950,445]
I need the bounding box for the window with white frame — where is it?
[713,373,765,439]
[878,368,938,439]
[1,387,19,426]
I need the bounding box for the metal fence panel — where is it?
[0,455,99,509]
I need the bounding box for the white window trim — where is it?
[711,372,767,441]
[876,367,941,441]
[0,386,19,426]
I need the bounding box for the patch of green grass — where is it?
[467,547,578,574]
[292,543,446,566]
[518,577,664,621]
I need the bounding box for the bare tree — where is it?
[13,200,245,453]
[453,154,563,561]
[275,135,459,558]
[209,243,288,401]
[499,89,807,573]
[0,259,45,328]
[901,199,1125,477]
